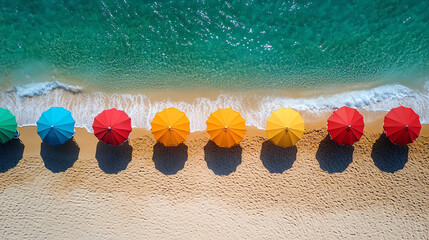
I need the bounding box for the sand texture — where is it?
[0,126,428,239]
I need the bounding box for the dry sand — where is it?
[0,123,428,239]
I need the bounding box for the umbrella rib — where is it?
[385,116,406,126]
[169,112,186,126]
[207,115,225,128]
[54,112,73,125]
[408,127,420,137]
[113,117,131,127]
[209,129,225,141]
[267,126,288,132]
[49,130,64,144]
[171,131,185,142]
[55,120,76,128]
[267,120,287,130]
[173,124,190,132]
[172,128,190,136]
[97,129,110,140]
[288,129,302,142]
[0,115,15,122]
[56,128,75,138]
[288,112,301,126]
[268,128,287,141]
[152,128,168,134]
[53,128,71,140]
[207,125,227,131]
[0,126,17,132]
[229,129,245,141]
[0,131,10,141]
[330,127,347,139]
[327,125,347,131]
[385,127,405,136]
[111,129,130,140]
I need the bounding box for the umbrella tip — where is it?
[169,126,171,129]
[286,126,289,131]
[348,125,351,128]
[225,126,228,129]
[51,125,53,128]
[108,126,111,130]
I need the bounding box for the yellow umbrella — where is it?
[151,108,190,147]
[206,108,246,148]
[266,108,305,147]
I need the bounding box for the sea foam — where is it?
[0,81,428,132]
[7,81,82,98]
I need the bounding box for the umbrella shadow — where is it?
[0,139,25,173]
[204,141,242,176]
[152,142,188,175]
[40,137,80,173]
[371,133,409,173]
[95,141,133,174]
[316,135,354,173]
[260,141,297,173]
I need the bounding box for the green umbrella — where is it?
[0,108,18,144]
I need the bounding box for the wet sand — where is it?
[0,124,428,239]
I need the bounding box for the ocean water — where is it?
[0,0,429,131]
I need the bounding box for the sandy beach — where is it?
[0,122,428,239]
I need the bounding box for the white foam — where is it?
[1,81,428,133]
[7,81,82,98]
[247,83,428,128]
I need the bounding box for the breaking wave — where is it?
[7,81,82,98]
[0,81,428,132]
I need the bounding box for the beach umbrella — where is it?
[206,108,246,148]
[266,108,305,148]
[383,106,421,146]
[327,106,364,145]
[0,108,18,144]
[92,108,132,145]
[151,108,190,147]
[37,107,75,146]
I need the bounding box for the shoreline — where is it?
[2,79,429,134]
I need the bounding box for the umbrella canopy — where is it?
[37,107,75,145]
[206,108,246,148]
[327,106,364,145]
[266,108,305,147]
[151,108,190,147]
[383,106,421,145]
[92,108,132,145]
[0,108,18,144]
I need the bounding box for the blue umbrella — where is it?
[37,107,75,145]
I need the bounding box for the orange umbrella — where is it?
[151,108,190,146]
[206,108,246,148]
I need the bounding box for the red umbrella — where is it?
[383,106,421,146]
[92,108,132,145]
[327,106,364,145]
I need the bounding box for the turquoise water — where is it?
[1,0,429,130]
[1,0,429,91]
